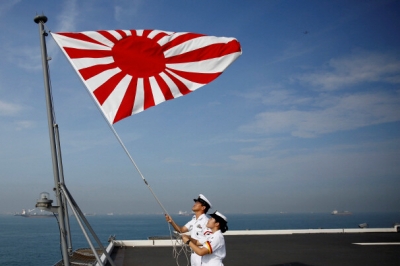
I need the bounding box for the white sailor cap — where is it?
[193,194,212,209]
[210,211,229,232]
[210,211,228,223]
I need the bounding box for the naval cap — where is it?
[210,211,228,223]
[210,211,228,232]
[193,194,212,209]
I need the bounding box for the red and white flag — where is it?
[51,30,241,124]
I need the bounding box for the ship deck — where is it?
[102,228,400,266]
[58,228,400,265]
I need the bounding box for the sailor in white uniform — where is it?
[182,211,228,266]
[165,194,212,266]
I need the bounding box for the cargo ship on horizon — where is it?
[14,208,54,218]
[331,210,352,215]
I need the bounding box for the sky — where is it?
[0,0,399,215]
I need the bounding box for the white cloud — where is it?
[240,51,400,138]
[270,44,317,65]
[56,0,79,32]
[0,100,22,116]
[297,51,400,90]
[6,45,42,71]
[3,0,78,71]
[227,143,400,182]
[14,120,35,130]
[241,91,400,138]
[114,0,142,23]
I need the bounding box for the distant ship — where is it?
[178,211,190,216]
[331,210,352,215]
[14,208,54,218]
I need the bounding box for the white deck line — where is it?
[353,242,400,245]
[113,239,181,247]
[111,227,399,247]
[223,227,398,235]
[96,241,115,266]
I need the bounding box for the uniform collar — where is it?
[196,213,206,220]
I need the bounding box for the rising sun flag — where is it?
[51,29,242,124]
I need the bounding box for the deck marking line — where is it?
[353,243,400,246]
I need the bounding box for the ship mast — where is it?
[34,14,71,265]
[34,15,116,266]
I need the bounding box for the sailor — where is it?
[181,211,228,266]
[165,194,212,266]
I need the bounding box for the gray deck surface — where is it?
[106,232,400,265]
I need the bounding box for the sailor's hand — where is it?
[165,214,173,223]
[182,234,189,243]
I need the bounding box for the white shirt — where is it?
[184,214,211,266]
[184,213,210,241]
[201,230,226,266]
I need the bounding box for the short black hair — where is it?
[196,198,210,213]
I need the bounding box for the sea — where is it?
[1,212,399,265]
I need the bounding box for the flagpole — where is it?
[34,14,70,265]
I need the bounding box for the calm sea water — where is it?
[0,212,399,265]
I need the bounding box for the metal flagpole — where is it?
[34,14,70,265]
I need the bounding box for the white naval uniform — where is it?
[184,214,210,266]
[200,230,226,266]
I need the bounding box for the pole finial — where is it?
[34,14,48,24]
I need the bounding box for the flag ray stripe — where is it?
[71,57,114,70]
[142,30,152,38]
[102,75,132,123]
[151,32,170,43]
[56,32,107,47]
[79,62,118,81]
[167,68,221,84]
[132,78,145,114]
[165,69,204,92]
[164,36,236,58]
[167,52,241,73]
[166,41,241,63]
[148,30,173,42]
[97,30,120,43]
[113,78,138,123]
[158,72,184,98]
[53,33,111,50]
[154,73,175,100]
[115,30,128,38]
[160,32,204,51]
[149,76,167,105]
[64,47,112,59]
[108,30,124,41]
[94,71,126,104]
[86,68,121,93]
[163,69,191,95]
[143,78,155,110]
[82,31,116,47]
[157,33,180,47]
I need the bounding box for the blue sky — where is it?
[0,0,399,215]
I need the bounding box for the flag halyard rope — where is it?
[107,123,170,216]
[108,123,190,265]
